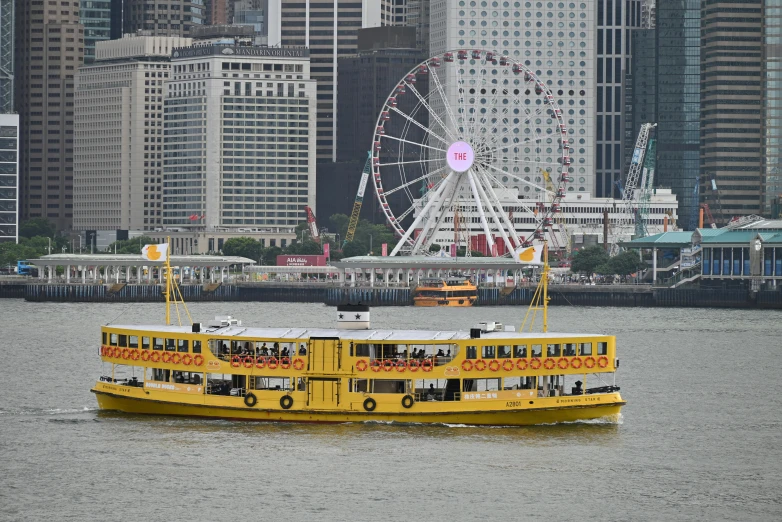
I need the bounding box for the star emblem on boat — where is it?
[355,313,361,320]
[339,313,344,319]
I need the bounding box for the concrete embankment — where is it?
[3,281,782,308]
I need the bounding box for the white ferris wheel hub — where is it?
[446,140,475,173]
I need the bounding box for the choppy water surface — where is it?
[1,300,781,521]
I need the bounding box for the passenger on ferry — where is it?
[272,342,280,357]
[281,346,290,358]
[298,344,307,355]
[221,342,229,356]
[260,343,269,356]
[499,346,510,358]
[427,384,436,401]
[436,348,445,357]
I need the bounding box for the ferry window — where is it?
[178,339,189,352]
[250,377,290,391]
[597,342,608,355]
[466,345,478,359]
[110,333,118,345]
[482,345,496,359]
[513,345,528,358]
[165,339,176,351]
[563,343,576,356]
[129,336,138,348]
[531,344,543,358]
[354,343,370,357]
[142,337,150,349]
[579,343,592,356]
[497,345,511,358]
[102,332,107,345]
[118,335,127,347]
[463,378,501,392]
[371,379,406,394]
[193,340,201,354]
[351,378,369,393]
[153,337,164,350]
[547,344,561,357]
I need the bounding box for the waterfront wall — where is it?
[4,282,782,308]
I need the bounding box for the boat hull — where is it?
[93,388,624,426]
[413,298,476,307]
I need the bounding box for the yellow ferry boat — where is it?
[413,275,478,307]
[91,241,625,425]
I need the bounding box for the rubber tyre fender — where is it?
[244,393,258,407]
[363,397,377,412]
[401,395,414,409]
[280,395,294,410]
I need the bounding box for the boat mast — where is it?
[165,235,171,325]
[521,241,550,333]
[542,241,549,333]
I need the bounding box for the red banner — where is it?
[323,243,330,259]
[381,243,387,256]
[276,255,327,266]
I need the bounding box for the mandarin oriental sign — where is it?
[171,45,309,59]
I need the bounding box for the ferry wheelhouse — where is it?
[91,241,625,426]
[413,275,478,307]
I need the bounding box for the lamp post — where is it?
[369,234,373,256]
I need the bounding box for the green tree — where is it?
[429,244,441,252]
[286,239,323,255]
[604,250,646,276]
[222,237,264,261]
[342,240,368,258]
[261,246,283,265]
[570,245,610,274]
[19,218,56,239]
[106,235,156,254]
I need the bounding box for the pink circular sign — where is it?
[446,141,475,173]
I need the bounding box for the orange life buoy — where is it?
[293,357,305,371]
[114,347,123,358]
[395,360,407,372]
[150,351,161,363]
[421,359,433,372]
[121,348,130,360]
[408,359,420,372]
[99,346,106,356]
[181,354,192,366]
[267,357,279,369]
[488,360,500,372]
[461,359,474,372]
[543,358,556,370]
[474,359,486,372]
[243,356,254,368]
[557,358,569,370]
[280,357,291,369]
[162,352,172,364]
[193,354,204,366]
[255,356,266,369]
[584,356,596,369]
[141,350,150,362]
[231,355,241,368]
[517,358,529,370]
[530,357,542,370]
[570,357,583,369]
[502,359,515,372]
[355,359,368,372]
[370,359,382,372]
[130,350,140,361]
[171,353,181,365]
[383,359,395,372]
[597,356,609,368]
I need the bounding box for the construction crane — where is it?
[701,203,717,229]
[342,152,372,249]
[304,205,320,243]
[619,123,656,230]
[634,136,657,237]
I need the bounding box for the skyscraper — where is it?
[14,0,84,231]
[81,0,113,64]
[73,36,191,233]
[206,0,228,25]
[267,0,381,161]
[380,0,430,55]
[0,0,13,113]
[700,1,763,224]
[762,2,782,215]
[654,0,700,230]
[594,0,641,198]
[0,114,19,243]
[122,0,206,37]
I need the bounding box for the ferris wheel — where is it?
[370,49,571,258]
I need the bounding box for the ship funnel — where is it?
[337,304,370,330]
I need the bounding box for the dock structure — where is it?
[26,254,255,285]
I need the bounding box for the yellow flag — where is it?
[141,243,169,261]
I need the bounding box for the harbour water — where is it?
[1,300,781,521]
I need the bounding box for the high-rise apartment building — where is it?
[81,0,112,64]
[206,0,228,25]
[0,0,13,113]
[122,0,205,37]
[654,0,700,230]
[428,1,597,196]
[762,2,782,215]
[73,36,191,233]
[267,0,381,161]
[14,0,84,231]
[700,1,763,224]
[0,114,19,243]
[595,0,641,198]
[162,44,317,233]
[381,0,430,53]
